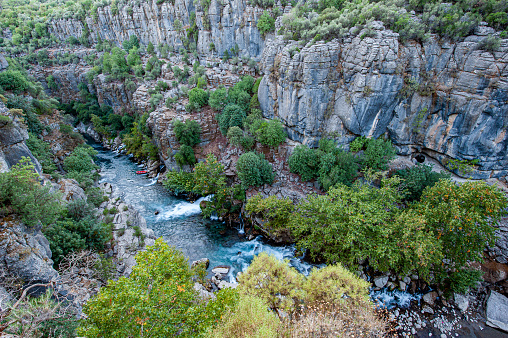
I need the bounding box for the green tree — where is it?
[172,119,201,146]
[217,104,246,135]
[147,41,155,55]
[0,157,62,227]
[79,239,234,337]
[257,11,275,36]
[209,86,228,111]
[288,145,321,181]
[236,152,274,189]
[250,119,286,148]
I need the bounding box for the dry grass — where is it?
[282,301,389,338]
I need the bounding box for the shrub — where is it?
[63,144,99,186]
[238,252,305,316]
[43,216,109,266]
[0,157,62,227]
[26,133,57,175]
[288,145,321,181]
[396,164,450,202]
[318,148,359,190]
[349,136,369,152]
[250,119,286,148]
[78,239,233,337]
[0,69,31,93]
[245,194,295,232]
[172,119,201,147]
[217,103,247,135]
[174,144,196,167]
[122,35,139,52]
[226,87,251,111]
[257,11,275,36]
[227,126,255,150]
[304,264,370,306]
[209,87,228,111]
[163,170,196,195]
[205,293,281,338]
[362,138,396,171]
[188,87,209,110]
[289,177,407,271]
[416,180,507,271]
[236,152,275,189]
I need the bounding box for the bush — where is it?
[318,145,359,190]
[362,138,396,171]
[257,11,275,36]
[250,119,286,148]
[188,87,209,110]
[396,164,450,202]
[26,133,57,175]
[238,252,304,315]
[205,293,281,338]
[289,177,405,270]
[288,145,321,181]
[217,104,247,135]
[78,238,233,337]
[245,194,295,233]
[174,144,196,167]
[163,170,196,195]
[227,126,255,150]
[304,264,370,306]
[0,69,31,93]
[349,136,369,152]
[172,119,201,147]
[0,158,62,227]
[209,87,228,111]
[43,216,109,266]
[416,180,507,271]
[63,144,99,186]
[236,152,275,189]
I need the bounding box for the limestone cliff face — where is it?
[49,0,267,58]
[259,22,508,179]
[0,103,42,174]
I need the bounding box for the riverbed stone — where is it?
[453,293,469,312]
[423,291,438,306]
[191,258,210,270]
[374,276,389,288]
[486,291,508,332]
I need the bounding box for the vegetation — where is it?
[0,157,62,227]
[247,175,507,291]
[79,238,237,337]
[236,152,275,189]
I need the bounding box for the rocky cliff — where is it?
[259,22,508,179]
[0,103,42,174]
[49,0,267,59]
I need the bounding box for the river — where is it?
[92,143,315,282]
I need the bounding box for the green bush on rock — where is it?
[236,152,275,189]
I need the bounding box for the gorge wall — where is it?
[42,7,508,180]
[48,0,267,59]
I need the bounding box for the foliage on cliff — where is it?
[246,176,507,292]
[0,157,62,227]
[79,238,238,337]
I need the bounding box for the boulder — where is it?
[191,258,210,270]
[374,276,389,288]
[212,266,230,275]
[0,286,12,310]
[423,291,438,306]
[486,291,508,332]
[0,218,58,285]
[453,293,469,312]
[217,280,238,290]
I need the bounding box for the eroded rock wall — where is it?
[259,23,508,179]
[49,0,267,59]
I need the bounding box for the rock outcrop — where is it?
[0,103,42,174]
[0,218,58,285]
[259,22,508,179]
[48,0,267,59]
